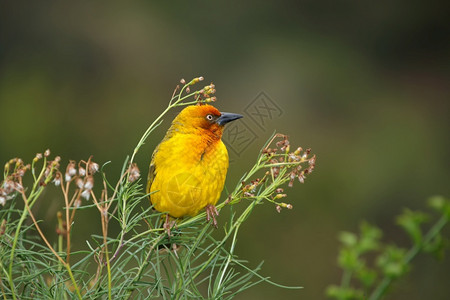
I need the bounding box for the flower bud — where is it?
[274,193,287,200]
[280,202,293,209]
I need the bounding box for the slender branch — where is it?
[21,190,82,300]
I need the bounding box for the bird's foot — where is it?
[163,214,177,239]
[205,204,219,228]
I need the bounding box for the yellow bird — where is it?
[146,104,243,226]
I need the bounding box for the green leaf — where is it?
[356,265,377,289]
[396,209,429,246]
[376,246,409,279]
[338,248,362,270]
[339,231,357,247]
[358,222,382,253]
[428,195,450,218]
[423,234,449,260]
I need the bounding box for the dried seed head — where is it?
[89,162,99,174]
[128,163,141,183]
[15,182,23,191]
[84,176,94,190]
[78,167,86,176]
[65,161,76,181]
[81,189,91,200]
[53,173,61,186]
[288,178,295,187]
[44,149,50,157]
[76,178,84,189]
[3,181,15,194]
[298,174,305,184]
[276,205,282,213]
[74,199,81,208]
[180,78,186,84]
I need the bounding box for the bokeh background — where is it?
[1,1,449,299]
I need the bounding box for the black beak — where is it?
[216,112,243,126]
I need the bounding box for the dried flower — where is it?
[34,153,43,162]
[128,163,141,183]
[14,182,23,191]
[78,167,86,176]
[84,176,94,190]
[89,162,99,174]
[3,181,15,194]
[44,149,50,157]
[81,189,91,200]
[74,199,81,208]
[53,173,61,186]
[76,178,84,189]
[298,174,305,184]
[65,161,77,181]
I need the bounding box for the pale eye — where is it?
[206,114,214,121]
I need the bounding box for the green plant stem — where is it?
[0,260,8,300]
[7,182,46,300]
[105,231,112,300]
[65,265,83,300]
[369,214,449,300]
[340,269,353,290]
[127,84,200,169]
[125,235,166,299]
[214,219,240,296]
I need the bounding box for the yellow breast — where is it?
[147,132,229,218]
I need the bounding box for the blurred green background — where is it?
[1,1,449,299]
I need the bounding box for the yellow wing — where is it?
[146,146,159,196]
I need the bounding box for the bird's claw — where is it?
[205,204,219,228]
[163,214,176,239]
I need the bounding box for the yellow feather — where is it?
[147,105,239,219]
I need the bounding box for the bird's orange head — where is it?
[172,104,243,139]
